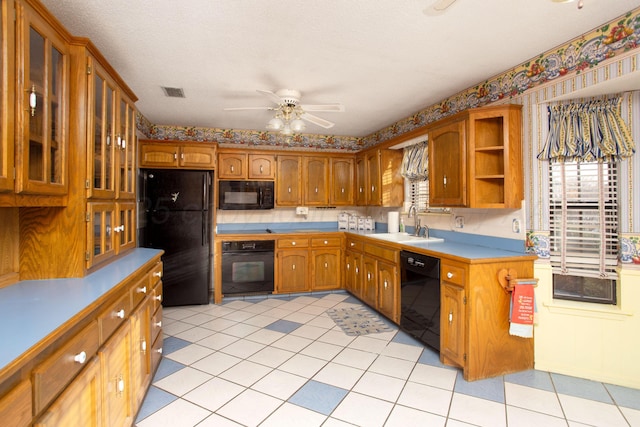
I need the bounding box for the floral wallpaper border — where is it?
[137,8,640,151]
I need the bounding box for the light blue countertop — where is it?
[0,248,163,370]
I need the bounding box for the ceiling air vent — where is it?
[161,86,185,98]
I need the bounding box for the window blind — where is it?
[548,161,618,279]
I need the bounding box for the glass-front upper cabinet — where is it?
[0,0,14,193]
[15,0,69,195]
[87,57,117,199]
[117,94,136,199]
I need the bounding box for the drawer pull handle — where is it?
[153,271,162,278]
[346,263,350,270]
[155,321,162,328]
[230,165,234,172]
[157,347,163,354]
[324,240,328,245]
[448,311,453,324]
[384,280,388,289]
[350,242,355,247]
[259,165,264,173]
[74,351,87,364]
[138,286,147,294]
[141,340,147,354]
[154,294,163,302]
[115,309,125,319]
[367,273,371,281]
[292,241,296,246]
[288,186,292,193]
[447,272,453,279]
[117,376,125,395]
[292,264,296,270]
[324,262,328,269]
[355,267,359,274]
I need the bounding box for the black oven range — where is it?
[221,240,275,295]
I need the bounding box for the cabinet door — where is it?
[311,249,340,291]
[330,157,354,205]
[139,143,178,168]
[248,154,275,179]
[0,1,14,193]
[87,59,117,199]
[429,120,466,206]
[15,1,69,195]
[218,153,245,178]
[276,250,308,293]
[377,261,398,323]
[441,282,465,367]
[117,94,136,199]
[130,299,151,410]
[86,202,116,269]
[116,201,136,253]
[362,256,377,307]
[34,357,102,427]
[101,324,133,427]
[179,144,216,169]
[355,155,367,205]
[0,379,31,427]
[366,151,381,206]
[303,157,328,205]
[276,155,301,206]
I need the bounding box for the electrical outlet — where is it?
[296,206,309,215]
[512,218,521,233]
[454,216,464,228]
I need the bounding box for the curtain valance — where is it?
[537,97,635,162]
[401,141,428,181]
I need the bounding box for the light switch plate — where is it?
[455,216,464,228]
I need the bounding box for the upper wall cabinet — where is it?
[139,140,216,169]
[0,0,15,194]
[14,0,70,196]
[86,56,136,200]
[356,149,403,207]
[428,104,523,209]
[217,150,276,180]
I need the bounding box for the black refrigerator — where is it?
[139,169,212,306]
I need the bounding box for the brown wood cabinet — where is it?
[330,157,354,205]
[428,104,523,208]
[310,237,342,291]
[356,149,403,207]
[303,156,329,205]
[139,140,216,169]
[276,237,310,293]
[428,119,466,207]
[1,253,163,427]
[275,155,302,206]
[0,0,16,195]
[217,151,276,180]
[14,0,71,198]
[439,256,534,381]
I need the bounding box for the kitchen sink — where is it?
[367,232,444,244]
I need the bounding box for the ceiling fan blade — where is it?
[223,106,275,111]
[432,0,457,11]
[301,112,335,129]
[256,89,284,105]
[300,104,345,112]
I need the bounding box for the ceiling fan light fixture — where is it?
[290,118,306,132]
[266,117,284,130]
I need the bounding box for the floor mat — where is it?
[326,306,393,336]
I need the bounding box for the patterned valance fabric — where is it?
[401,141,428,181]
[537,98,636,162]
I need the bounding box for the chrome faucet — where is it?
[419,224,430,239]
[408,204,420,236]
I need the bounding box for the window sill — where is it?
[542,301,633,321]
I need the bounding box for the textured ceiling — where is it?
[40,0,640,138]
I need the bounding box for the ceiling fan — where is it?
[224,89,345,134]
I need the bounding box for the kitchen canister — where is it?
[387,211,399,233]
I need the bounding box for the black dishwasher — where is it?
[400,250,441,352]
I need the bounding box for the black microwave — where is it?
[218,180,275,210]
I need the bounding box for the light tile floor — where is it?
[136,292,640,427]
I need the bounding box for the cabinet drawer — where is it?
[364,243,397,263]
[32,321,99,414]
[346,239,363,252]
[148,261,163,288]
[151,333,164,373]
[98,292,131,343]
[152,281,163,313]
[130,276,149,309]
[277,238,309,249]
[151,306,163,344]
[0,379,32,427]
[311,237,341,247]
[441,262,466,287]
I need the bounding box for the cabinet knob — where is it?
[315,187,319,193]
[367,272,371,281]
[292,241,296,246]
[292,264,296,270]
[443,175,448,188]
[141,340,147,354]
[448,311,453,324]
[137,286,147,294]
[288,186,292,193]
[350,242,355,247]
[371,185,375,192]
[29,85,37,116]
[341,187,345,193]
[156,347,163,355]
[115,309,125,319]
[153,271,162,278]
[259,165,264,173]
[230,165,234,172]
[154,294,163,302]
[117,376,125,395]
[324,262,328,269]
[384,280,388,289]
[155,321,162,328]
[73,351,87,364]
[173,152,178,160]
[346,263,350,270]
[324,240,328,245]
[447,272,453,279]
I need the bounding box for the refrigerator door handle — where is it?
[202,211,208,246]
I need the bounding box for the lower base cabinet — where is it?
[0,252,163,427]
